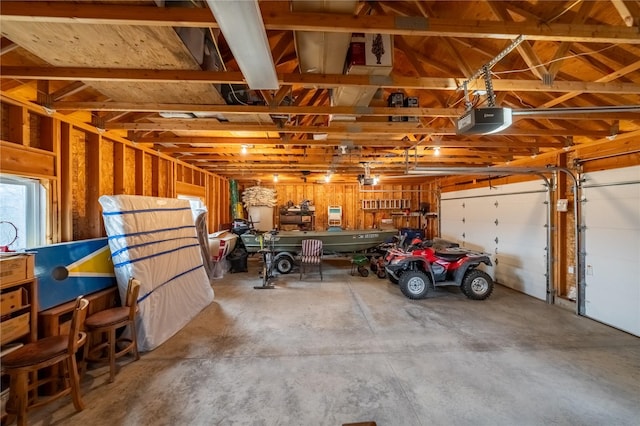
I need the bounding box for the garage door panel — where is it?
[586,228,639,264]
[585,188,640,230]
[583,165,640,337]
[441,182,548,300]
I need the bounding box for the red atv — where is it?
[384,244,494,300]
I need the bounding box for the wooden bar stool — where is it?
[84,277,141,383]
[2,296,89,426]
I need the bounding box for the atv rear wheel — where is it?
[399,270,431,299]
[376,268,387,279]
[461,269,494,300]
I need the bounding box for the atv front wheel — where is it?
[399,270,431,299]
[388,274,399,285]
[461,270,494,300]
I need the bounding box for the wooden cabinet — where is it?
[1,254,37,346]
[1,254,37,420]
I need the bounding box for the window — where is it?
[0,174,47,250]
[177,194,206,221]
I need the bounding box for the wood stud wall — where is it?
[0,99,231,241]
[239,182,430,232]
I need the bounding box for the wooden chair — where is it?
[299,239,323,280]
[2,296,89,426]
[84,277,141,383]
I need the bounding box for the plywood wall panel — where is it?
[86,133,103,238]
[124,145,136,195]
[29,113,40,148]
[158,158,170,197]
[70,128,87,240]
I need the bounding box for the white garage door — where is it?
[441,180,549,300]
[582,165,640,337]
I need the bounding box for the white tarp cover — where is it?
[98,195,214,351]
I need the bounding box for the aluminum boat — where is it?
[240,228,399,254]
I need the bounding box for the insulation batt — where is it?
[242,185,277,208]
[98,195,214,352]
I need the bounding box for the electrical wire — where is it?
[491,44,618,76]
[228,84,250,106]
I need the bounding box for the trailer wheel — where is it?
[275,254,294,274]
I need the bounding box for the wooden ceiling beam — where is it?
[0,37,18,55]
[541,58,640,107]
[2,2,638,43]
[486,1,548,81]
[188,156,496,167]
[5,66,639,95]
[611,0,635,27]
[137,136,563,148]
[103,120,611,137]
[547,1,596,79]
[50,81,88,101]
[53,102,459,117]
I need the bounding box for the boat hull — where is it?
[240,229,398,254]
[208,230,238,261]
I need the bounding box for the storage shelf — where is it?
[361,199,410,210]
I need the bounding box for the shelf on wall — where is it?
[361,199,410,210]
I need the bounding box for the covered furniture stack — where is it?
[98,195,214,352]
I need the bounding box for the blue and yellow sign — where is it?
[33,238,116,311]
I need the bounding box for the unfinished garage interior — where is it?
[0,1,639,425]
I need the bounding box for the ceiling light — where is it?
[434,147,441,156]
[241,145,248,155]
[373,175,380,185]
[324,173,331,183]
[273,174,278,182]
[205,0,278,90]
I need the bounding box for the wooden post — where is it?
[7,105,29,146]
[135,149,145,195]
[86,133,103,238]
[60,123,73,241]
[113,143,125,194]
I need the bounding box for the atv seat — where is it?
[434,250,469,262]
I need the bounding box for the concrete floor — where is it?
[28,258,640,426]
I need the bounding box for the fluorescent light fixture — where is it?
[206,0,279,90]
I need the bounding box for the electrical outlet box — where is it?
[556,199,568,212]
[568,266,574,274]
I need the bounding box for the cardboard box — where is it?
[0,254,35,288]
[0,312,30,345]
